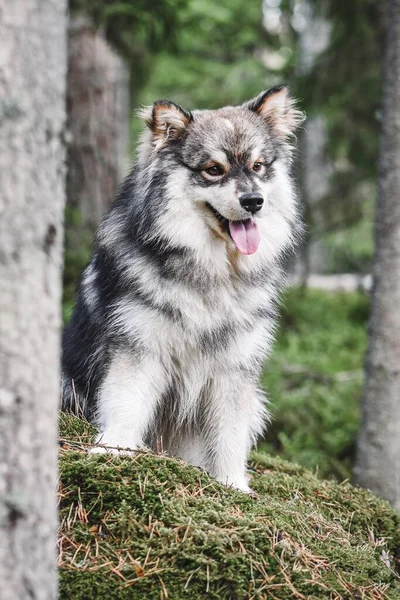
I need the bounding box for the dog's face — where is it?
[139,87,304,256]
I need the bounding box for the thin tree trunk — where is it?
[354,0,400,511]
[297,116,333,279]
[67,16,129,228]
[295,1,332,281]
[0,1,67,598]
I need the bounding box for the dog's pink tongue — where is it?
[229,219,260,255]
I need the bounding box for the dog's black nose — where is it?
[239,192,264,214]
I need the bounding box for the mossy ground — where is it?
[59,413,400,599]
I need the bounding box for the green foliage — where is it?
[58,414,400,599]
[69,0,189,100]
[70,0,187,58]
[302,0,384,183]
[262,288,369,481]
[135,0,275,142]
[325,215,374,274]
[295,0,383,249]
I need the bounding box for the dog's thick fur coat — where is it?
[62,86,304,492]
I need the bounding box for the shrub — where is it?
[262,288,369,480]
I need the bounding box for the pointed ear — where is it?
[138,100,193,149]
[244,86,305,140]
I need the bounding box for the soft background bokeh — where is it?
[65,0,385,481]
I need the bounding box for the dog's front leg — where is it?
[91,352,167,454]
[203,375,266,493]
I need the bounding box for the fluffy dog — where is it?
[62,86,304,492]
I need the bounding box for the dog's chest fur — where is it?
[102,251,276,440]
[107,249,277,372]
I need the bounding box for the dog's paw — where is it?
[88,445,135,457]
[237,483,258,496]
[215,475,254,494]
[89,446,108,455]
[246,488,259,499]
[232,483,258,497]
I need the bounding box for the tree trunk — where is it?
[67,17,129,228]
[297,116,333,278]
[354,0,400,511]
[295,1,332,281]
[0,1,67,598]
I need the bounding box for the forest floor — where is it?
[58,413,400,599]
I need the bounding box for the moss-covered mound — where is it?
[58,413,400,599]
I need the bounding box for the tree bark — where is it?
[0,1,67,598]
[67,17,129,228]
[354,0,400,511]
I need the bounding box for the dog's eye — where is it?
[204,165,224,177]
[253,162,264,173]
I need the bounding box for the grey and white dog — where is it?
[62,86,304,492]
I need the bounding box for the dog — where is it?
[62,86,304,492]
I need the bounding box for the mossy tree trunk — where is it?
[355,0,400,511]
[0,1,67,598]
[67,17,129,228]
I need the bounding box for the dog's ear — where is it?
[244,86,305,140]
[138,100,193,148]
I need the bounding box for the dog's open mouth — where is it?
[206,203,260,255]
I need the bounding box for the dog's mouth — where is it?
[206,203,260,255]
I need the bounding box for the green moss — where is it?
[59,414,400,599]
[59,411,96,442]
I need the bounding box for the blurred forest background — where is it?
[64,0,385,482]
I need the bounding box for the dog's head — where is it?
[138,87,304,256]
